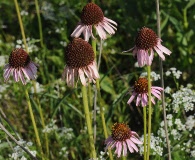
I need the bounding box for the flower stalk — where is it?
[81,86,97,158]
[14,0,44,158]
[143,107,147,160]
[92,38,114,160]
[147,65,152,160]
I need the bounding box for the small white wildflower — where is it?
[167,114,173,120]
[164,86,171,94]
[165,70,171,76]
[185,115,195,131]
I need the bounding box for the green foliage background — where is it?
[0,0,194,159]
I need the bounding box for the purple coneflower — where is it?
[124,27,171,67]
[71,2,117,41]
[127,77,163,107]
[105,122,142,158]
[3,48,38,85]
[62,38,99,87]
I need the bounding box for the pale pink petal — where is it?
[83,26,92,41]
[151,97,155,104]
[127,92,136,104]
[130,137,142,144]
[126,139,134,153]
[123,141,127,157]
[71,24,85,38]
[128,139,139,152]
[78,69,86,86]
[152,90,161,100]
[95,25,107,40]
[115,142,122,158]
[18,69,26,85]
[136,94,141,106]
[4,67,12,81]
[152,86,163,91]
[157,44,171,55]
[148,49,154,65]
[154,46,165,60]
[21,68,30,80]
[122,47,134,53]
[104,17,117,26]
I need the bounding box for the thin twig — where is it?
[156,0,172,160]
[0,122,38,160]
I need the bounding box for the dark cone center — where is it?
[134,77,148,94]
[111,123,131,141]
[9,48,30,68]
[81,3,104,25]
[65,38,94,68]
[135,27,158,50]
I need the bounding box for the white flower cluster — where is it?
[15,38,39,53]
[30,82,44,93]
[171,85,195,113]
[0,55,8,67]
[9,139,36,160]
[58,127,74,140]
[140,71,161,81]
[42,119,58,133]
[89,151,108,160]
[139,133,163,156]
[59,147,69,158]
[165,67,182,79]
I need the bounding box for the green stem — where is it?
[34,0,44,47]
[143,107,147,160]
[81,86,96,158]
[14,0,28,52]
[92,39,114,160]
[14,0,44,158]
[147,65,152,160]
[25,89,44,159]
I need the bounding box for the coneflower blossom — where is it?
[127,77,163,107]
[62,38,99,87]
[3,48,38,85]
[71,2,117,41]
[123,27,171,67]
[105,122,142,158]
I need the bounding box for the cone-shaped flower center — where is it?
[134,77,148,94]
[65,38,95,68]
[9,48,30,68]
[135,27,158,50]
[111,123,131,141]
[81,3,104,25]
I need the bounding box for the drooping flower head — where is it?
[71,3,117,41]
[127,77,163,107]
[62,38,99,87]
[105,122,142,158]
[3,48,38,85]
[124,27,171,67]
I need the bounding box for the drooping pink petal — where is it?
[126,139,134,153]
[154,46,165,60]
[122,141,127,157]
[136,94,141,106]
[78,69,86,86]
[130,137,142,144]
[157,43,171,55]
[95,25,107,40]
[115,142,122,158]
[127,92,136,104]
[104,17,117,26]
[18,69,26,85]
[71,24,85,38]
[128,139,139,152]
